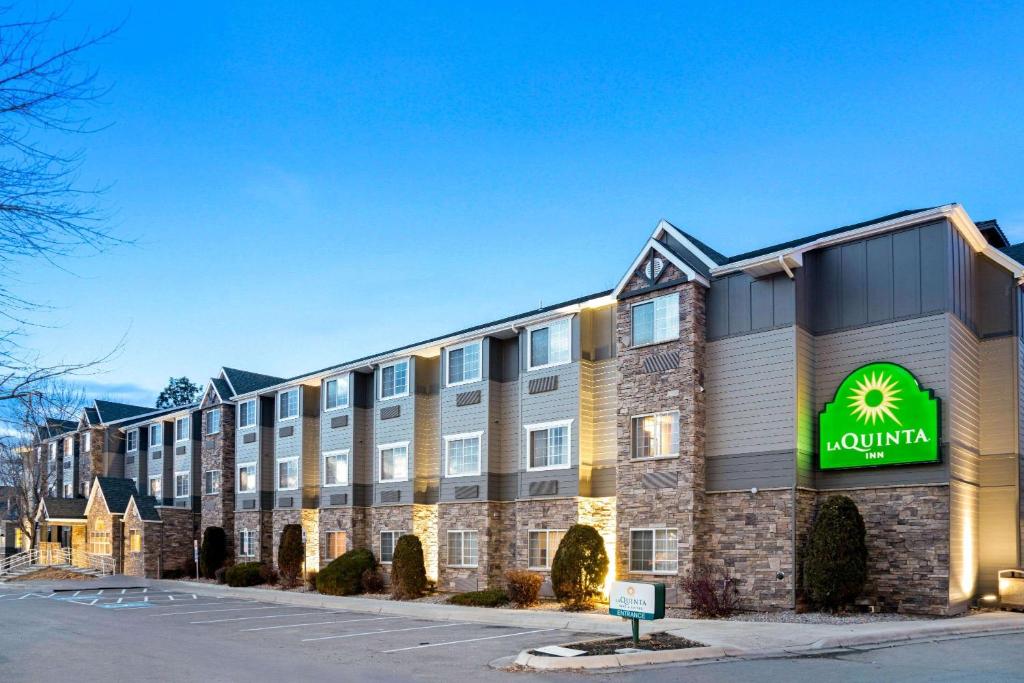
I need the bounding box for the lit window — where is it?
[88,527,111,555]
[528,529,566,569]
[207,410,221,435]
[526,421,571,470]
[237,464,256,492]
[238,400,256,428]
[528,319,571,370]
[446,341,481,386]
[378,443,408,483]
[150,424,163,447]
[325,531,347,561]
[127,430,138,452]
[323,376,350,411]
[380,360,409,399]
[631,412,679,459]
[277,458,298,490]
[64,437,73,454]
[631,293,679,346]
[447,530,479,567]
[239,530,256,557]
[204,470,221,495]
[129,529,142,553]
[175,417,190,442]
[175,473,190,498]
[444,433,482,477]
[629,528,678,574]
[279,389,299,420]
[379,531,405,563]
[322,450,349,486]
[148,476,162,499]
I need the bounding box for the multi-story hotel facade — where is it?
[27,203,1024,615]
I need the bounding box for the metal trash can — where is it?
[998,569,1024,610]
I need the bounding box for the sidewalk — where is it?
[154,579,1024,656]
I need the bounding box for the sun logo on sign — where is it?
[626,586,636,597]
[848,370,902,425]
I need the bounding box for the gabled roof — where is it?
[36,419,77,441]
[1000,242,1024,264]
[612,220,711,297]
[84,407,100,425]
[90,477,139,515]
[37,496,87,522]
[212,377,233,402]
[977,219,1009,248]
[94,400,155,424]
[222,368,286,397]
[126,495,161,522]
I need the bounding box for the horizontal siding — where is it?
[949,316,980,485]
[518,360,580,499]
[979,337,1017,456]
[706,451,795,491]
[949,479,979,610]
[795,327,815,488]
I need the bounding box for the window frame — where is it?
[324,530,347,561]
[175,417,190,443]
[126,430,138,453]
[445,340,483,387]
[64,436,73,454]
[322,449,350,487]
[236,463,257,493]
[446,529,479,568]
[379,530,405,564]
[82,431,92,451]
[49,442,57,458]
[628,527,679,575]
[443,431,483,478]
[148,476,162,499]
[278,388,299,421]
[526,317,572,371]
[150,424,163,447]
[128,528,142,554]
[206,409,221,435]
[204,469,222,495]
[524,419,573,472]
[527,529,567,570]
[239,529,256,558]
[62,482,73,498]
[630,292,680,348]
[322,375,350,411]
[276,457,299,491]
[377,441,410,483]
[174,472,190,498]
[630,410,680,461]
[378,358,410,401]
[238,399,257,429]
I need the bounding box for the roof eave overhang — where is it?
[612,236,710,299]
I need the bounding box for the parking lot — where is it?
[0,585,594,682]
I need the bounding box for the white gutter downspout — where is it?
[778,255,795,280]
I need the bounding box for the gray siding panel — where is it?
[518,360,580,499]
[706,451,795,491]
[866,234,894,323]
[892,228,922,318]
[840,241,868,328]
[708,272,795,341]
[949,316,980,485]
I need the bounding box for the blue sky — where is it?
[20,1,1024,406]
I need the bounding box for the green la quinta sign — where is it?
[819,362,939,470]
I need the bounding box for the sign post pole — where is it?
[609,580,665,648]
[631,617,639,646]
[193,539,199,581]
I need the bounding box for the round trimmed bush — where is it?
[505,570,543,608]
[390,534,427,600]
[225,562,265,587]
[317,548,377,596]
[199,526,227,579]
[277,524,304,586]
[551,524,609,610]
[802,495,868,610]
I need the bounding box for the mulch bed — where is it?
[539,633,704,656]
[8,567,93,582]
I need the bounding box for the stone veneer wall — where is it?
[157,507,196,576]
[412,504,438,581]
[317,507,369,568]
[271,509,301,570]
[614,277,706,604]
[234,510,273,563]
[513,498,578,596]
[80,428,104,496]
[371,504,413,580]
[437,501,510,591]
[86,505,122,573]
[122,507,145,577]
[200,404,236,557]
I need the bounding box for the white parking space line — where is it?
[191,611,335,624]
[381,628,559,653]
[302,622,470,643]
[144,605,284,617]
[135,602,239,610]
[240,616,404,632]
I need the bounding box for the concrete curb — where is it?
[513,645,731,670]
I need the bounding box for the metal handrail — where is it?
[0,549,39,576]
[1,546,114,577]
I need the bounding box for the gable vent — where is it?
[642,471,677,489]
[331,415,349,429]
[380,489,401,503]
[643,351,680,374]
[380,405,401,420]
[454,485,479,500]
[456,390,481,407]
[528,376,558,395]
[528,480,558,496]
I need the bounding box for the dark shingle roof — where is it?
[1000,243,1024,263]
[223,368,286,397]
[94,400,155,424]
[132,495,161,521]
[96,477,139,514]
[84,407,100,425]
[977,219,1009,248]
[36,419,77,441]
[42,497,87,520]
[677,230,728,265]
[211,377,233,402]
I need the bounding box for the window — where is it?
[239,530,256,557]
[631,411,679,459]
[49,442,57,458]
[379,359,409,399]
[64,437,73,454]
[175,473,190,498]
[528,529,566,569]
[148,476,162,499]
[322,450,349,486]
[175,417,189,442]
[378,443,409,483]
[207,409,221,435]
[237,464,256,492]
[379,530,405,563]
[63,483,72,498]
[528,318,571,370]
[129,529,142,553]
[325,531,347,561]
[127,430,138,452]
[323,376,349,411]
[277,458,298,490]
[204,470,221,495]
[631,292,679,346]
[446,341,481,386]
[83,432,91,451]
[150,424,163,447]
[444,432,482,477]
[279,389,299,420]
[447,530,479,567]
[526,420,571,470]
[238,399,256,428]
[629,528,679,574]
[88,526,111,555]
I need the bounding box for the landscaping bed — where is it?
[535,633,704,656]
[9,567,92,582]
